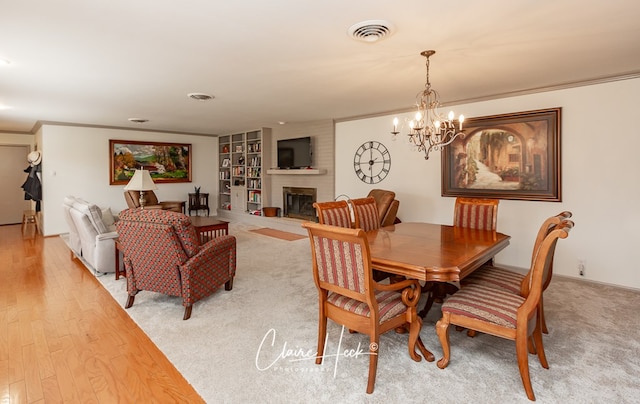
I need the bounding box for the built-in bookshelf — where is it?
[218,128,271,215]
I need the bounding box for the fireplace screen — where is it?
[283,187,317,221]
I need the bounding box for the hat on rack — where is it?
[27,150,42,166]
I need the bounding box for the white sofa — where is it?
[62,196,119,274]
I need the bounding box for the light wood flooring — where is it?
[0,223,204,403]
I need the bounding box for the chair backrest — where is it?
[520,220,574,314]
[124,190,159,208]
[350,197,380,231]
[367,189,399,226]
[453,197,499,231]
[117,208,201,258]
[521,211,573,295]
[303,222,374,305]
[313,200,353,228]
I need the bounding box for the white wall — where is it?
[40,125,218,236]
[336,78,640,290]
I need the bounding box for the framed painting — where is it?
[442,107,561,201]
[109,139,192,185]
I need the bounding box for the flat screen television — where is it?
[277,136,312,169]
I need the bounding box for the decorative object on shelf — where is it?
[442,107,562,202]
[391,50,464,160]
[353,141,391,184]
[123,169,158,208]
[109,139,191,185]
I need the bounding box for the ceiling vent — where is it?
[188,92,214,101]
[348,20,394,43]
[128,118,148,123]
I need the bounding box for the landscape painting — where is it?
[109,139,192,185]
[442,108,561,201]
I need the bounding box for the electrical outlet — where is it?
[578,259,586,276]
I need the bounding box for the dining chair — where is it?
[435,219,574,401]
[419,197,501,318]
[453,197,499,230]
[349,197,380,231]
[302,221,434,394]
[366,189,400,226]
[313,200,353,228]
[462,211,573,334]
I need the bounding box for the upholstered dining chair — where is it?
[302,221,434,394]
[453,197,499,230]
[115,208,236,320]
[435,219,573,401]
[313,200,353,228]
[349,197,380,231]
[366,189,400,227]
[419,197,501,318]
[462,211,573,334]
[124,190,184,213]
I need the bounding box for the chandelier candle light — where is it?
[392,50,465,160]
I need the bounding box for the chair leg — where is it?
[515,334,536,401]
[533,317,549,369]
[225,278,234,290]
[125,295,135,309]
[366,334,379,394]
[435,313,452,369]
[316,308,327,365]
[183,305,192,320]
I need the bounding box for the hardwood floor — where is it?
[0,223,204,403]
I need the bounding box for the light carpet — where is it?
[96,222,640,403]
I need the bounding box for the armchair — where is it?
[115,209,236,320]
[124,190,185,213]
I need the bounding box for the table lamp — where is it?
[123,169,158,208]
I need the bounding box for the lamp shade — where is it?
[123,169,158,191]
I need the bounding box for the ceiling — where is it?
[1,0,639,136]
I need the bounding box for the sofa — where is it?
[62,196,119,274]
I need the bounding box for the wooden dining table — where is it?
[366,222,511,283]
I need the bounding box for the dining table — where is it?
[366,222,511,317]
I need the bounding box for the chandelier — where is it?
[392,50,465,160]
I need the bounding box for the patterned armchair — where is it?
[115,208,236,320]
[302,222,433,393]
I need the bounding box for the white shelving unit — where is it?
[218,128,271,215]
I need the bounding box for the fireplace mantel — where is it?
[267,169,327,175]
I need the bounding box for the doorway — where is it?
[0,145,32,225]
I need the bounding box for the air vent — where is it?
[188,92,214,101]
[128,118,148,123]
[348,20,394,43]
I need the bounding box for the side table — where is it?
[190,216,228,243]
[114,239,126,280]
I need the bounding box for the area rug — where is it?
[249,227,307,241]
[95,222,640,403]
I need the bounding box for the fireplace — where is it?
[283,187,317,221]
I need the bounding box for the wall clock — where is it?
[353,141,391,184]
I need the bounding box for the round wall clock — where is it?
[353,141,391,184]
